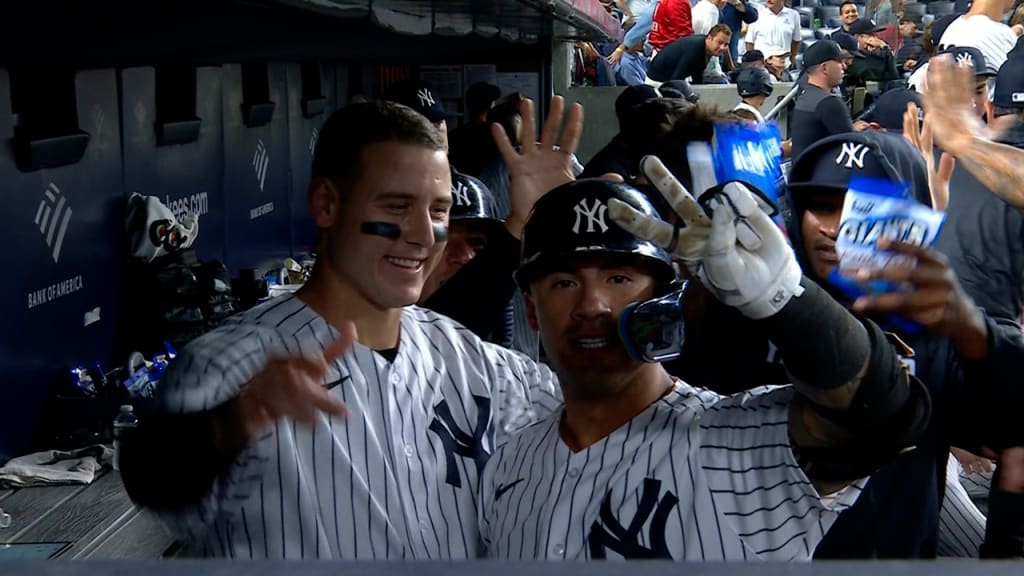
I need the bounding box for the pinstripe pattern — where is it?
[937,452,987,558]
[152,294,562,559]
[480,383,864,560]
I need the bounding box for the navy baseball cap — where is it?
[833,33,864,58]
[382,79,456,123]
[742,50,766,64]
[994,50,1024,108]
[788,133,899,193]
[848,18,886,35]
[943,45,996,77]
[803,40,847,68]
[860,88,923,132]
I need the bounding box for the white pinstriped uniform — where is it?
[153,294,562,559]
[480,383,866,561]
[938,452,988,557]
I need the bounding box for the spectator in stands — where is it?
[832,0,863,43]
[719,0,759,68]
[856,87,924,131]
[648,0,695,56]
[645,24,732,86]
[614,35,651,85]
[744,0,801,69]
[763,45,794,82]
[607,4,656,66]
[867,0,902,26]
[844,18,901,85]
[448,82,501,177]
[790,40,856,160]
[692,0,730,83]
[896,15,926,73]
[908,14,961,92]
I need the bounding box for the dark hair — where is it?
[487,92,525,148]
[708,23,732,39]
[311,100,445,189]
[840,0,857,10]
[621,99,728,194]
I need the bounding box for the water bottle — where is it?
[112,404,138,472]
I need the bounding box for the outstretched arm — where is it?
[924,55,1024,210]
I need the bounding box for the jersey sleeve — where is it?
[697,386,866,560]
[482,343,562,447]
[148,321,288,544]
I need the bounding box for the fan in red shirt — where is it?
[648,0,694,52]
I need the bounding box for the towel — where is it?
[0,445,112,488]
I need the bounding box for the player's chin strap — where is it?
[618,280,688,364]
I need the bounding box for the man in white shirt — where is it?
[745,0,802,69]
[938,0,1018,97]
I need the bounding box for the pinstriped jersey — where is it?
[480,383,866,561]
[153,294,562,559]
[937,452,987,557]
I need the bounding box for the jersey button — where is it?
[391,372,402,385]
[551,544,565,556]
[404,445,415,458]
[567,468,580,478]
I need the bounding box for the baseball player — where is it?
[479,169,931,560]
[420,170,516,346]
[119,95,584,559]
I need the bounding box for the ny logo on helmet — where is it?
[452,182,471,207]
[417,88,435,108]
[835,142,869,170]
[573,198,609,234]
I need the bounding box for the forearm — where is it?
[953,139,1024,211]
[760,277,871,409]
[120,399,252,510]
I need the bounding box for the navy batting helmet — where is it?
[450,170,502,223]
[736,67,774,98]
[514,179,675,290]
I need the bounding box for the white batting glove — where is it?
[606,147,716,270]
[608,142,803,320]
[698,181,804,319]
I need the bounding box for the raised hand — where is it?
[236,322,356,437]
[921,55,992,156]
[903,102,954,211]
[606,149,715,269]
[494,95,584,239]
[849,240,988,359]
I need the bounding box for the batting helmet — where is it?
[736,67,774,98]
[514,179,675,290]
[449,170,502,223]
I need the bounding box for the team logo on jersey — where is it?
[252,139,270,191]
[452,181,472,207]
[834,142,869,170]
[495,478,524,501]
[572,198,609,234]
[587,477,677,559]
[428,395,493,488]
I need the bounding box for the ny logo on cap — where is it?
[835,142,869,170]
[452,182,471,207]
[573,198,609,234]
[417,88,435,108]
[955,52,975,68]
